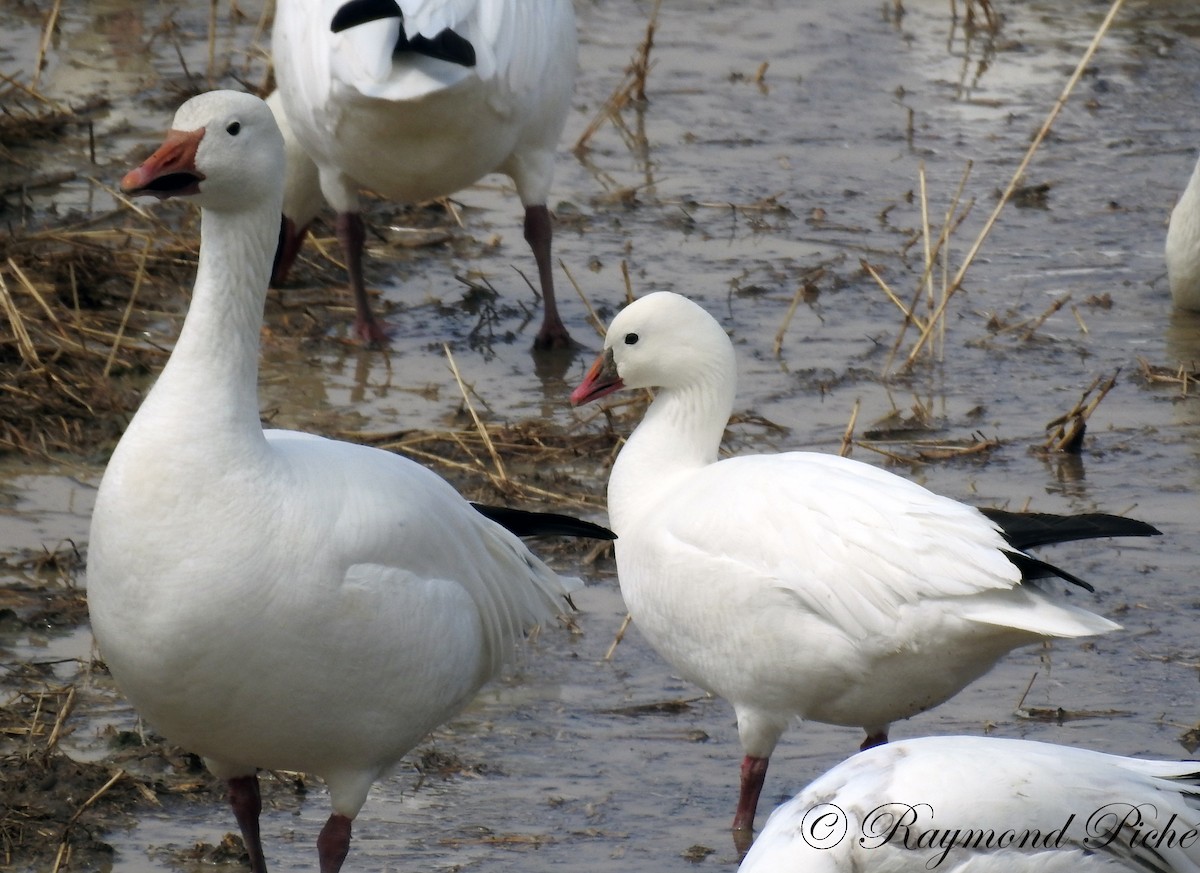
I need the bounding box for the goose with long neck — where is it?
[740,735,1200,873]
[87,90,580,873]
[571,291,1159,852]
[270,0,578,348]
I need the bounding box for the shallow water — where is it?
[3,0,1200,870]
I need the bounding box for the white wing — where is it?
[266,429,574,675]
[644,451,1024,638]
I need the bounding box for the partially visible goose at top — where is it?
[270,0,578,348]
[87,90,584,873]
[569,291,1160,849]
[1167,150,1200,311]
[739,735,1200,873]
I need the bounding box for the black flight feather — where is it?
[979,508,1160,592]
[331,0,476,67]
[471,504,616,541]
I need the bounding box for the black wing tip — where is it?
[331,0,400,33]
[472,503,617,541]
[981,507,1162,548]
[330,0,477,68]
[1008,552,1097,592]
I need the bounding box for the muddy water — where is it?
[3,0,1200,870]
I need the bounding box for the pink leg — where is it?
[316,813,353,873]
[227,774,268,873]
[861,729,889,751]
[524,204,573,351]
[733,754,770,838]
[335,211,389,346]
[270,215,311,287]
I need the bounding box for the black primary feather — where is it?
[331,0,476,67]
[980,508,1161,550]
[979,508,1160,592]
[472,504,616,541]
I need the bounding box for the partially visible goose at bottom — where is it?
[270,0,578,348]
[570,291,1160,849]
[87,90,582,873]
[740,735,1200,873]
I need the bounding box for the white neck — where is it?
[607,360,736,533]
[128,202,276,450]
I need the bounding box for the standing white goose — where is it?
[87,90,580,873]
[1167,150,1200,311]
[270,0,578,348]
[569,291,1159,847]
[740,735,1200,872]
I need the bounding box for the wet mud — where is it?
[2,0,1200,870]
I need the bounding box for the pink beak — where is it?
[121,128,206,199]
[570,347,624,406]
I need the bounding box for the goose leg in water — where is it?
[228,774,268,873]
[861,730,889,751]
[317,813,353,873]
[334,211,387,346]
[524,204,572,350]
[733,754,770,837]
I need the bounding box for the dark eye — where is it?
[226,121,241,136]
[624,332,639,345]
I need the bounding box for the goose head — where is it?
[122,90,285,215]
[570,291,738,406]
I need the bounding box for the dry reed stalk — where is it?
[605,613,633,661]
[0,271,41,367]
[245,0,275,64]
[1042,370,1119,454]
[49,769,126,873]
[378,421,608,511]
[620,259,635,305]
[901,0,1128,370]
[1071,304,1089,335]
[866,259,929,336]
[919,163,934,318]
[32,0,63,93]
[559,259,607,339]
[442,343,508,485]
[573,0,662,153]
[772,267,825,357]
[7,257,63,336]
[1017,293,1071,341]
[839,399,861,458]
[208,0,220,85]
[103,237,152,378]
[1136,356,1197,396]
[878,161,974,373]
[41,686,76,760]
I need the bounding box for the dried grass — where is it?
[0,212,197,458]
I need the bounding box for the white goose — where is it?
[1167,151,1200,311]
[270,0,578,348]
[740,735,1200,872]
[87,90,581,873]
[569,291,1159,846]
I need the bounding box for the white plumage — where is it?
[270,0,578,347]
[570,291,1153,845]
[87,90,577,873]
[740,736,1200,873]
[1167,151,1200,311]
